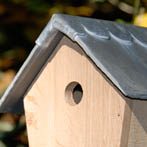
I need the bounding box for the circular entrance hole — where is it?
[65,82,83,106]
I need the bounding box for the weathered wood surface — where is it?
[24,36,132,147]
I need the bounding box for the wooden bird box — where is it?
[1,14,147,147]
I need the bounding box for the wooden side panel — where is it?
[128,100,147,147]
[24,36,132,147]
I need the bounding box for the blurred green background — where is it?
[0,0,146,146]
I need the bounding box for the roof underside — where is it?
[0,14,147,114]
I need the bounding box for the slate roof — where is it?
[0,14,147,114]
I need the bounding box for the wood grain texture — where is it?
[120,99,132,147]
[24,36,132,147]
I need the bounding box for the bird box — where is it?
[1,14,147,147]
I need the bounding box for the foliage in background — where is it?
[0,0,146,146]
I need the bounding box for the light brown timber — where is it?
[24,36,133,147]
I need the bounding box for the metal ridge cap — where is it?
[36,14,147,49]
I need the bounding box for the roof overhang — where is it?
[0,14,147,114]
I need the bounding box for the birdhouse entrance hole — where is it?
[65,82,83,106]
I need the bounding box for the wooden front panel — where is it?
[24,36,132,147]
